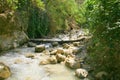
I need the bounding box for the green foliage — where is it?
[0,0,81,38]
[27,0,49,38]
[82,0,120,79]
[27,7,49,38]
[26,0,50,38]
[46,0,79,33]
[0,0,18,13]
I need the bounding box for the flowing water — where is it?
[0,29,89,80]
[0,46,80,80]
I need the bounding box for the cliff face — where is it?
[0,11,29,52]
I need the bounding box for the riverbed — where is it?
[0,29,89,80]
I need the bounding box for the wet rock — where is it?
[25,53,35,59]
[50,49,57,55]
[73,42,80,47]
[65,56,81,69]
[27,42,36,47]
[39,60,50,65]
[14,59,23,64]
[49,55,57,64]
[39,56,57,65]
[56,48,64,54]
[68,46,81,55]
[0,62,11,79]
[75,68,88,78]
[95,71,108,80]
[50,48,65,55]
[51,42,59,47]
[43,50,50,55]
[0,12,29,52]
[63,49,73,56]
[56,54,66,63]
[62,43,70,49]
[35,45,45,52]
[73,47,82,55]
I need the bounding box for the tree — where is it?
[81,0,120,79]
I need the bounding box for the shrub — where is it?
[81,0,120,79]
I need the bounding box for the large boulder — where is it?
[48,55,57,64]
[35,45,45,52]
[56,54,66,63]
[0,11,28,52]
[25,53,35,59]
[62,43,70,49]
[63,49,73,56]
[51,42,59,47]
[39,55,57,65]
[65,55,81,69]
[75,68,88,78]
[39,60,50,65]
[0,62,11,79]
[27,42,36,47]
[56,48,64,54]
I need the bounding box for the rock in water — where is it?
[35,45,45,52]
[63,49,73,56]
[65,57,81,69]
[27,42,36,47]
[73,42,80,47]
[56,54,66,63]
[0,62,11,79]
[49,55,57,64]
[62,43,70,49]
[39,60,50,65]
[14,59,23,64]
[51,42,59,47]
[25,53,35,59]
[75,68,88,78]
[56,48,64,54]
[50,49,57,55]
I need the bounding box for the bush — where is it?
[45,0,79,33]
[81,0,120,79]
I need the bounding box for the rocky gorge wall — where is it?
[0,11,29,52]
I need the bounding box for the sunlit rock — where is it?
[62,43,70,49]
[68,46,80,55]
[50,49,57,55]
[39,55,57,65]
[35,45,45,52]
[65,55,81,69]
[0,62,11,79]
[49,55,57,64]
[43,50,50,55]
[50,48,64,55]
[25,53,35,59]
[56,48,64,55]
[75,68,88,78]
[56,54,66,63]
[14,59,23,64]
[73,42,80,47]
[63,49,73,56]
[39,60,50,65]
